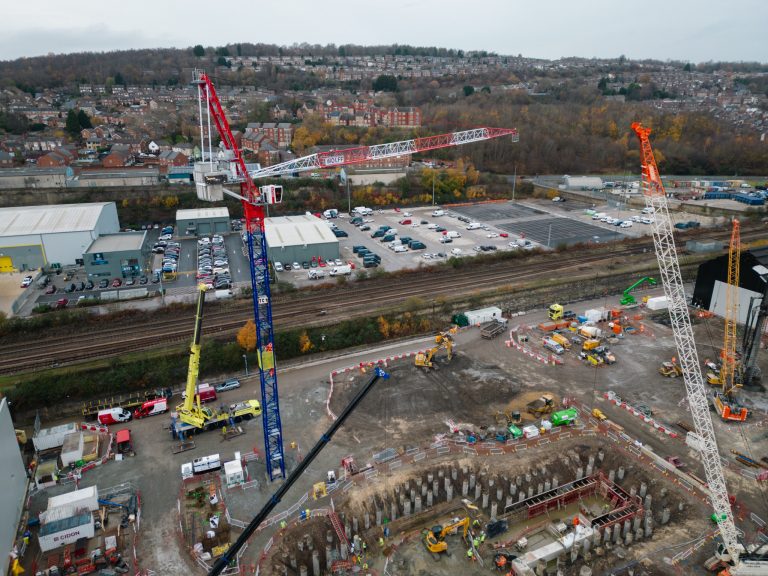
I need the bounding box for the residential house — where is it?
[37,146,77,168]
[157,150,188,168]
[244,122,293,149]
[102,149,134,168]
[0,151,14,167]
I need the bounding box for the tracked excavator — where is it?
[415,328,457,368]
[423,517,470,557]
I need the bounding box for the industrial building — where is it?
[0,399,26,575]
[0,167,72,189]
[265,214,340,265]
[692,247,768,325]
[176,207,230,236]
[0,202,120,271]
[83,231,149,280]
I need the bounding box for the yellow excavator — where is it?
[415,328,457,368]
[659,360,683,378]
[424,516,470,556]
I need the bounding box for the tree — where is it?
[65,110,80,135]
[299,330,313,353]
[77,109,92,129]
[236,320,256,351]
[114,71,125,86]
[463,85,475,97]
[193,45,205,58]
[373,74,398,92]
[215,47,230,57]
[480,86,491,94]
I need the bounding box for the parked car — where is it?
[85,280,94,290]
[64,283,76,293]
[20,275,33,288]
[139,276,148,285]
[292,262,300,270]
[75,281,85,291]
[125,278,136,286]
[98,279,109,289]
[54,298,69,309]
[111,278,122,288]
[215,379,241,393]
[45,285,57,294]
[274,262,284,272]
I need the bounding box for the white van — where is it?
[446,231,461,239]
[323,209,339,219]
[215,289,234,299]
[181,453,222,479]
[466,222,483,230]
[641,207,654,214]
[308,269,326,280]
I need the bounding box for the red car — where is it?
[45,285,56,294]
[54,298,68,309]
[499,233,509,238]
[111,278,122,288]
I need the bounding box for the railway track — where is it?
[1,225,762,375]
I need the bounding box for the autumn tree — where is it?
[299,330,313,353]
[237,320,256,351]
[377,316,391,338]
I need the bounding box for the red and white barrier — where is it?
[80,422,109,433]
[603,393,678,438]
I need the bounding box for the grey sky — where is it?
[2,0,766,63]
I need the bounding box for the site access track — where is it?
[0,225,760,375]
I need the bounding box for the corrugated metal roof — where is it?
[265,215,339,248]
[0,202,112,237]
[86,232,146,253]
[176,207,230,220]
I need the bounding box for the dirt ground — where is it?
[18,286,768,576]
[0,271,30,316]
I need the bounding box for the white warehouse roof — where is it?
[0,202,112,237]
[265,215,339,247]
[176,207,230,220]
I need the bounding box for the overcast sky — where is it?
[2,0,766,63]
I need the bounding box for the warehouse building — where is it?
[176,207,230,236]
[0,399,26,576]
[691,247,768,325]
[0,202,120,271]
[265,215,340,265]
[83,231,149,280]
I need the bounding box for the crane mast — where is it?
[631,122,741,565]
[193,69,518,481]
[723,219,741,397]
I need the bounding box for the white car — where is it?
[432,209,445,217]
[620,221,633,228]
[334,259,343,266]
[450,248,462,256]
[422,253,433,260]
[21,275,33,288]
[508,242,520,249]
[403,211,412,217]
[274,262,284,272]
[393,245,408,253]
[292,261,301,270]
[411,222,420,227]
[486,232,499,238]
[426,223,438,229]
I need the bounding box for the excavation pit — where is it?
[261,434,707,576]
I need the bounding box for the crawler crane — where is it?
[173,284,261,437]
[631,123,767,574]
[192,69,518,480]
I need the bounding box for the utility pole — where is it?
[511,165,517,203]
[432,170,436,206]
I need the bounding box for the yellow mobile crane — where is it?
[415,328,457,368]
[172,285,261,437]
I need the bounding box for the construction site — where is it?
[6,74,768,576]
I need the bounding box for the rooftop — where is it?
[0,202,114,237]
[265,215,339,247]
[86,232,146,253]
[176,207,230,220]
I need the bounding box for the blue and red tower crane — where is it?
[192,69,517,481]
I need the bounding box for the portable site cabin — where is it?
[224,459,244,488]
[463,306,503,326]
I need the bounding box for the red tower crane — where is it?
[192,69,518,481]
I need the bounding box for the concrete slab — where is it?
[497,217,626,247]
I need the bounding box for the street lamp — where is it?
[432,170,436,206]
[242,354,249,376]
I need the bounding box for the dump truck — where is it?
[480,319,506,339]
[591,408,607,421]
[551,408,579,426]
[582,338,601,351]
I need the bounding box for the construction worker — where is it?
[473,536,480,549]
[362,541,367,553]
[472,519,481,529]
[378,537,384,548]
[467,548,474,561]
[362,563,368,570]
[480,531,486,544]
[279,520,287,531]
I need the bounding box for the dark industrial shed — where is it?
[691,247,768,325]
